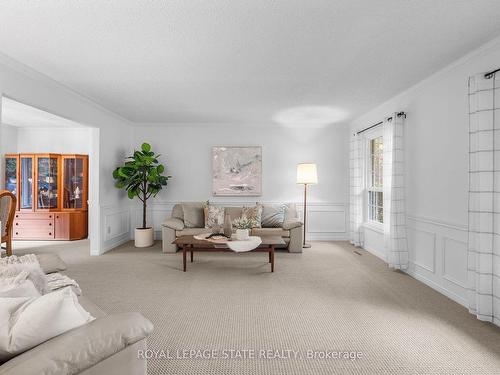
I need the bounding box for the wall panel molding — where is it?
[407,227,436,273]
[442,237,468,289]
[129,201,349,241]
[101,204,131,253]
[362,215,469,308]
[407,216,468,307]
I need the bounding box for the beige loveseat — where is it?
[162,203,303,253]
[0,255,154,375]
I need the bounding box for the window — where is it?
[367,135,383,223]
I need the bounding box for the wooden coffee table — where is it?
[173,235,285,272]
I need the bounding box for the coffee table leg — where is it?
[269,250,271,263]
[183,245,187,272]
[270,245,275,272]
[190,248,194,263]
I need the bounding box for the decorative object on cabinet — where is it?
[112,143,171,248]
[4,154,88,241]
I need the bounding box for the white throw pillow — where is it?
[0,287,95,361]
[0,271,41,298]
[0,263,48,295]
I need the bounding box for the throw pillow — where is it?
[36,253,67,274]
[284,203,298,222]
[0,287,95,362]
[182,203,205,228]
[261,204,286,228]
[241,205,262,228]
[0,262,48,295]
[0,271,41,298]
[205,205,225,228]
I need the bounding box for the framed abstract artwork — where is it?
[212,146,262,196]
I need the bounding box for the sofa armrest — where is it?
[0,313,154,375]
[163,217,185,230]
[282,218,303,230]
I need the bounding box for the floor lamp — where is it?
[297,163,317,248]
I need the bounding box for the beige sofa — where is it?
[162,203,303,253]
[0,255,154,375]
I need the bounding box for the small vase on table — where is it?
[223,213,232,238]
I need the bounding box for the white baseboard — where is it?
[406,268,468,308]
[363,244,387,262]
[101,232,130,254]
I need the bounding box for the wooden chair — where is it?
[0,190,17,257]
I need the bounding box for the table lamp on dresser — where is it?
[296,163,318,248]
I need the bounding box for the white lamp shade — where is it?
[297,163,318,184]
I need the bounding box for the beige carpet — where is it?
[12,240,500,375]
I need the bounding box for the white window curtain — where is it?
[468,72,499,326]
[349,134,364,247]
[383,114,409,270]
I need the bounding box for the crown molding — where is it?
[351,33,500,128]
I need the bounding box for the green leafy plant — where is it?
[113,143,171,229]
[232,217,257,230]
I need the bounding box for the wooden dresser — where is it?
[5,154,88,241]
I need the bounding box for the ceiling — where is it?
[0,0,500,126]
[1,97,85,128]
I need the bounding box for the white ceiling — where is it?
[0,0,500,125]
[1,97,85,128]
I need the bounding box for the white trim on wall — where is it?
[127,201,350,242]
[362,215,469,308]
[101,203,132,253]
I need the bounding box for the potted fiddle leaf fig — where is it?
[113,143,171,247]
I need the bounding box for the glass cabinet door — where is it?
[5,156,18,197]
[36,156,59,209]
[20,156,33,210]
[63,157,85,209]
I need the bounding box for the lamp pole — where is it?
[302,183,311,248]
[297,163,317,249]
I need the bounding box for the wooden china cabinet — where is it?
[4,154,88,240]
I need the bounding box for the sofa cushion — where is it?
[261,204,286,228]
[171,204,184,220]
[224,207,243,221]
[282,218,303,230]
[251,227,290,238]
[163,217,185,230]
[182,203,205,228]
[0,312,153,375]
[176,228,209,236]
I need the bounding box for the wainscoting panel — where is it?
[442,237,468,289]
[129,201,349,241]
[101,204,131,253]
[361,216,469,308]
[406,216,468,307]
[407,227,436,273]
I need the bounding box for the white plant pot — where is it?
[135,227,154,247]
[236,229,250,241]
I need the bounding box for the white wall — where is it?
[15,127,91,154]
[350,36,500,307]
[0,123,18,189]
[0,53,133,255]
[127,124,350,240]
